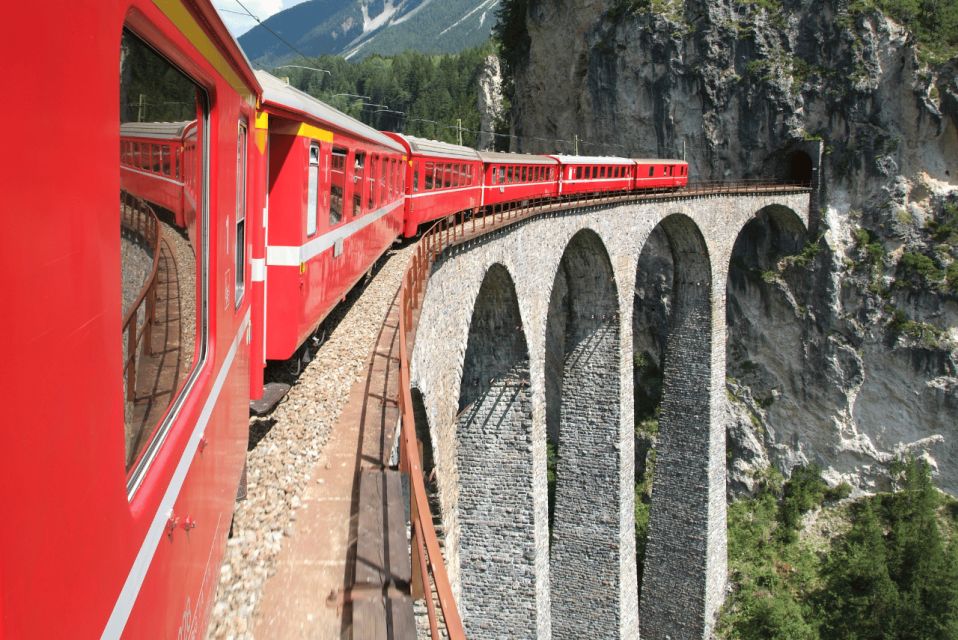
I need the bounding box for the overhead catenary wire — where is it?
[228,0,316,66]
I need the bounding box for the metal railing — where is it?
[393,179,812,639]
[120,190,161,402]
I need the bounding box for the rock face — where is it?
[508,0,958,494]
[476,54,505,150]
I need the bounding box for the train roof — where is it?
[120,121,194,140]
[548,155,636,165]
[632,158,687,164]
[386,133,480,161]
[256,71,404,154]
[476,151,559,165]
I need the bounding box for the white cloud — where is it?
[215,0,308,37]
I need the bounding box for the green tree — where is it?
[818,502,899,638]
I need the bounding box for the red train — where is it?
[3,2,687,636]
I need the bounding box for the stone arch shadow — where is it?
[454,262,537,638]
[545,228,624,640]
[638,213,724,640]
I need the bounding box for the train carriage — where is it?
[120,121,193,225]
[384,133,483,238]
[550,155,636,196]
[1,2,261,637]
[256,71,406,374]
[633,159,690,190]
[477,151,560,208]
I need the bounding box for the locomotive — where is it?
[0,1,687,636]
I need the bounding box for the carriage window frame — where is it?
[306,142,320,236]
[122,27,212,499]
[235,120,247,308]
[330,147,347,225]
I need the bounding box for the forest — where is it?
[271,43,508,149]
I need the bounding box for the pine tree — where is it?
[818,502,899,639]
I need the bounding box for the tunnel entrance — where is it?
[788,150,814,186]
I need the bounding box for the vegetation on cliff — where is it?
[716,459,958,639]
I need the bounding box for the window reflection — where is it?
[119,29,206,474]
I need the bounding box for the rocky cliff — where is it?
[506,0,958,494]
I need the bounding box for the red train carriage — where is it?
[478,151,560,208]
[256,71,406,377]
[1,2,260,637]
[550,155,636,196]
[120,121,192,225]
[633,159,689,190]
[384,133,483,238]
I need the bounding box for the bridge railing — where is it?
[120,190,161,402]
[394,179,811,638]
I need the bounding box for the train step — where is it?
[249,382,291,415]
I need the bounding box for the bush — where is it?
[897,251,944,288]
[778,464,828,541]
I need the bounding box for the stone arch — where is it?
[455,263,536,638]
[639,213,722,640]
[725,205,809,495]
[545,228,623,640]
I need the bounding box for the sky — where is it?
[214,0,310,37]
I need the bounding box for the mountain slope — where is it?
[239,0,500,65]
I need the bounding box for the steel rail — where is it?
[393,179,812,639]
[120,191,162,402]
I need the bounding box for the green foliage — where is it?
[928,202,958,245]
[274,44,499,147]
[783,238,823,269]
[719,458,958,639]
[817,502,900,637]
[888,308,943,347]
[845,0,958,62]
[778,465,828,542]
[634,446,656,598]
[897,251,944,288]
[493,0,530,100]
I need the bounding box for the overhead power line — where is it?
[230,0,315,64]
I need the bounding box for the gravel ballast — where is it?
[207,243,415,639]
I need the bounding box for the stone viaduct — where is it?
[408,192,812,639]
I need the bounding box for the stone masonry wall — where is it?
[548,230,623,640]
[455,264,538,638]
[409,192,810,639]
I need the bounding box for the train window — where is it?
[306,143,320,236]
[424,162,434,189]
[413,162,420,193]
[497,166,505,184]
[330,147,346,225]
[648,166,655,177]
[367,155,377,211]
[235,121,247,308]
[119,28,208,487]
[379,157,387,206]
[353,152,365,216]
[507,166,514,183]
[385,160,392,201]
[575,167,582,180]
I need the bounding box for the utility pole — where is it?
[457,118,463,147]
[683,139,686,161]
[574,133,579,156]
[137,93,145,122]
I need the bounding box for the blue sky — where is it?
[214,0,310,37]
